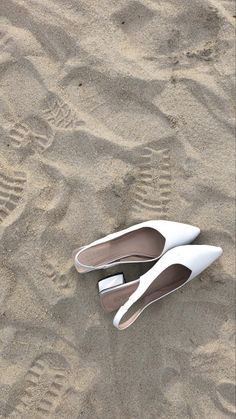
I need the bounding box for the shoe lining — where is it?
[119,264,192,329]
[100,264,191,316]
[78,227,165,268]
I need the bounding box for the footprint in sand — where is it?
[0,327,98,419]
[7,353,71,417]
[9,116,54,153]
[130,146,171,221]
[44,261,77,300]
[0,168,26,224]
[42,92,84,130]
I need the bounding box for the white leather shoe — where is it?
[73,220,200,273]
[98,245,222,330]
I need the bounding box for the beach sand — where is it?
[0,0,235,418]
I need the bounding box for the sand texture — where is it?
[0,0,235,418]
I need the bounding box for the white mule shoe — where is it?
[73,220,200,273]
[98,245,222,330]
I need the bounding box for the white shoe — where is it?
[73,220,200,273]
[98,245,223,330]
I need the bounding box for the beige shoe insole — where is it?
[78,227,165,268]
[100,264,191,313]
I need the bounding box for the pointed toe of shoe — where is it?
[216,246,223,256]
[184,244,223,279]
[184,224,200,242]
[189,244,223,262]
[159,220,200,252]
[206,245,223,261]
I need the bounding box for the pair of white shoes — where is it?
[73,220,222,330]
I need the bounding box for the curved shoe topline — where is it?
[98,245,223,330]
[73,220,200,273]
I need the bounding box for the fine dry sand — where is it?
[0,0,235,418]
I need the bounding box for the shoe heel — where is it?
[98,273,125,293]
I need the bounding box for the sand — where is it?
[0,0,235,418]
